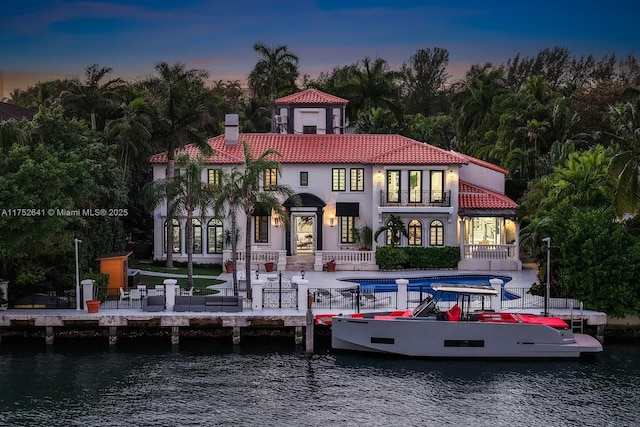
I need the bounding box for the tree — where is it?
[248,42,300,102]
[104,97,153,175]
[374,214,408,247]
[144,61,215,268]
[401,47,450,116]
[143,153,215,287]
[62,64,125,131]
[214,140,299,297]
[341,57,404,122]
[606,99,640,216]
[552,206,640,317]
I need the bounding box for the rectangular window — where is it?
[263,168,277,190]
[431,170,444,202]
[350,168,364,191]
[409,170,422,203]
[387,170,400,203]
[300,171,308,187]
[340,216,355,244]
[254,216,269,243]
[332,168,346,191]
[208,169,222,188]
[303,125,317,134]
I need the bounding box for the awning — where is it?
[252,203,270,216]
[336,202,359,217]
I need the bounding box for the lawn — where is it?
[129,259,225,292]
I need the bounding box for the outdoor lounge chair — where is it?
[119,287,129,301]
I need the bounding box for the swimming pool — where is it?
[342,275,519,301]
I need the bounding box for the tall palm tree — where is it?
[342,57,403,122]
[144,61,215,267]
[104,97,153,175]
[143,153,216,287]
[215,140,299,297]
[248,42,299,102]
[606,99,640,216]
[62,64,124,131]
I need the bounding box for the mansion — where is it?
[149,89,521,272]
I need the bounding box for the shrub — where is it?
[375,246,409,270]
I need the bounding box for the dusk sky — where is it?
[1,0,639,99]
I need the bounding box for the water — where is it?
[346,274,519,301]
[0,337,638,427]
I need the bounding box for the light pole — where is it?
[74,238,82,311]
[542,237,551,317]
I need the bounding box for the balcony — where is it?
[380,190,451,207]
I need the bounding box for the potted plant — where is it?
[326,259,336,272]
[264,261,275,272]
[352,224,373,250]
[84,272,107,313]
[224,259,234,273]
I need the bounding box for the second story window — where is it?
[332,168,346,191]
[387,170,400,203]
[300,171,308,187]
[409,170,422,203]
[431,170,444,202]
[208,169,222,189]
[350,168,364,191]
[264,168,277,190]
[303,125,317,134]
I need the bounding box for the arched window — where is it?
[164,219,181,254]
[192,219,202,253]
[207,219,223,254]
[429,220,444,246]
[408,219,422,246]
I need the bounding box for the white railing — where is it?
[463,244,516,260]
[314,250,377,271]
[223,249,286,271]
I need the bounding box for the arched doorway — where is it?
[283,193,326,256]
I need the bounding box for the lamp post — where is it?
[542,237,551,317]
[74,238,82,311]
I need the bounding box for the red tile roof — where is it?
[458,181,518,210]
[275,89,349,105]
[149,134,469,166]
[452,151,508,174]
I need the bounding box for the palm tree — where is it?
[374,214,408,247]
[248,42,299,102]
[143,153,216,287]
[214,140,299,297]
[606,99,640,216]
[62,64,124,131]
[144,61,215,268]
[104,97,153,175]
[342,57,404,122]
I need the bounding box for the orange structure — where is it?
[96,252,133,296]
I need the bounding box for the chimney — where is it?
[225,114,239,146]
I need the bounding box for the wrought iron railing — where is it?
[380,190,451,207]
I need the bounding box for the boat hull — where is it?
[331,317,603,358]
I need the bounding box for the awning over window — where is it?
[336,202,359,217]
[252,203,270,216]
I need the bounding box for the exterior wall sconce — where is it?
[255,270,259,280]
[329,215,336,227]
[375,170,383,184]
[301,268,305,279]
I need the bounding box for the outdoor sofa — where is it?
[173,295,243,312]
[142,295,166,312]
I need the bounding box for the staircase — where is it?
[286,255,315,272]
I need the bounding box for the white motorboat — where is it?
[331,284,603,359]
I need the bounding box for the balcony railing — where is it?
[380,190,451,207]
[463,244,517,260]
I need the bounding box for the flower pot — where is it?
[225,264,233,273]
[264,262,275,272]
[326,262,336,272]
[308,294,314,309]
[86,300,100,313]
